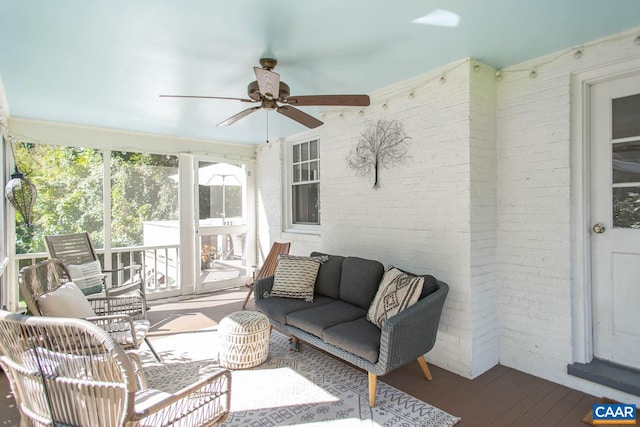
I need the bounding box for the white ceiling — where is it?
[1,0,639,144]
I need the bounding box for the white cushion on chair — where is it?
[67,260,104,295]
[37,282,97,318]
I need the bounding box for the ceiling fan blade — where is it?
[217,106,262,127]
[159,94,255,103]
[286,94,370,106]
[254,67,280,100]
[276,105,323,129]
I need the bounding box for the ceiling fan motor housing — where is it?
[247,80,290,102]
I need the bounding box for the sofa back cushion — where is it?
[393,266,439,300]
[310,252,344,299]
[339,257,384,309]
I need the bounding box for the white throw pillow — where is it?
[37,281,97,318]
[66,260,104,295]
[367,266,424,328]
[269,255,328,302]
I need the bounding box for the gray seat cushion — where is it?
[339,257,384,309]
[286,300,366,338]
[323,317,382,363]
[255,295,334,324]
[310,252,344,299]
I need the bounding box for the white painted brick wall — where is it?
[256,26,640,402]
[256,59,499,378]
[469,64,499,377]
[498,27,640,403]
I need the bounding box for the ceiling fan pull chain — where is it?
[266,110,270,144]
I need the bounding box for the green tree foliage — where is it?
[111,151,179,247]
[14,143,178,254]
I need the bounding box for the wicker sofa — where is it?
[254,252,449,407]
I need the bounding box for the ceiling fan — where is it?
[160,58,370,129]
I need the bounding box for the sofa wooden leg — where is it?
[417,356,433,381]
[368,372,377,407]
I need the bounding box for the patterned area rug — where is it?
[141,328,461,426]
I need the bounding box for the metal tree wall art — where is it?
[346,119,411,189]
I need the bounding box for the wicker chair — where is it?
[0,310,231,426]
[242,241,290,309]
[44,232,145,300]
[19,259,161,361]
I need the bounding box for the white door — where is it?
[195,159,250,292]
[590,72,640,369]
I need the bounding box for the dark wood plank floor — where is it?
[1,288,598,426]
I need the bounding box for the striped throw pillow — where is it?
[367,266,424,328]
[269,255,328,302]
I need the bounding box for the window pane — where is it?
[310,161,319,181]
[293,164,301,183]
[293,144,300,163]
[301,142,309,161]
[111,152,179,247]
[613,187,640,228]
[292,183,320,224]
[302,162,309,181]
[613,141,640,183]
[612,93,640,140]
[13,143,103,253]
[310,139,318,160]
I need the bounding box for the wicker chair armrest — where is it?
[88,294,147,317]
[85,314,136,334]
[253,275,275,300]
[378,282,449,372]
[126,351,149,390]
[132,369,232,424]
[105,282,144,299]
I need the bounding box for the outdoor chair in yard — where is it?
[0,310,231,426]
[19,259,161,361]
[44,232,145,300]
[242,241,290,309]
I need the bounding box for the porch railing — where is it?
[14,244,180,294]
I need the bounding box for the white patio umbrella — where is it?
[197,163,245,221]
[169,163,246,220]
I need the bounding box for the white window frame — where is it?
[284,137,321,234]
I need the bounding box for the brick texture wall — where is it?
[257,59,499,377]
[256,26,640,403]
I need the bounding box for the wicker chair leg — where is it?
[242,284,254,309]
[417,356,433,380]
[368,372,377,407]
[146,337,162,362]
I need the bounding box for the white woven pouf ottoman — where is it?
[218,310,270,369]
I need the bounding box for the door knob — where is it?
[592,223,606,234]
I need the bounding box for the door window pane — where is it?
[613,187,640,228]
[612,93,640,140]
[612,141,640,184]
[197,161,245,224]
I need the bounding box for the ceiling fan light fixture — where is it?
[162,57,369,131]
